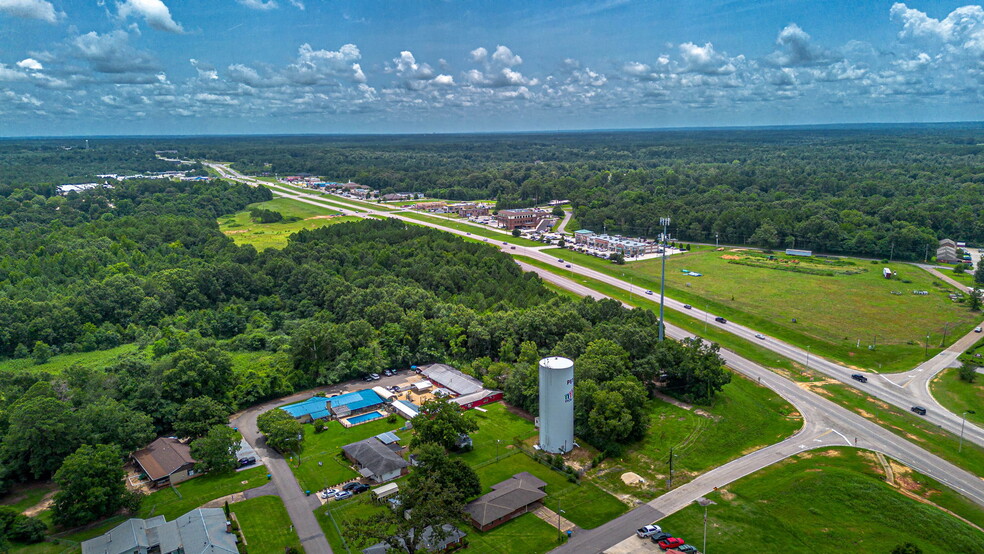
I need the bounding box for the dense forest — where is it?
[0,177,727,512]
[5,126,981,260]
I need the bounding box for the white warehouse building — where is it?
[538,356,574,453]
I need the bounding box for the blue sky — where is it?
[1,0,982,135]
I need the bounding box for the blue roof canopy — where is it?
[329,389,384,412]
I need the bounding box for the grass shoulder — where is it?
[930,366,984,427]
[234,496,303,553]
[656,447,984,554]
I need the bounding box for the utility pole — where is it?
[940,322,950,347]
[697,497,716,554]
[715,233,719,247]
[659,217,671,341]
[667,447,674,489]
[925,333,930,358]
[805,345,811,370]
[890,242,895,261]
[959,410,977,453]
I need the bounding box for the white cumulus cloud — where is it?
[237,0,277,10]
[117,0,185,33]
[17,58,43,71]
[0,0,62,23]
[491,45,523,66]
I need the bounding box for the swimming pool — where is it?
[346,411,384,425]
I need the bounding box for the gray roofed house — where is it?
[342,437,409,483]
[463,472,547,531]
[361,524,466,554]
[419,364,484,396]
[81,508,236,554]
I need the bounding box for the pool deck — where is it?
[340,409,388,428]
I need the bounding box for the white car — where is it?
[320,488,339,499]
[636,524,662,538]
[976,327,982,333]
[755,333,766,340]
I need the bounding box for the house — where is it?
[938,239,960,264]
[342,437,409,483]
[329,389,385,418]
[361,524,466,554]
[280,396,331,423]
[132,438,197,487]
[494,209,552,230]
[463,472,547,531]
[81,508,236,554]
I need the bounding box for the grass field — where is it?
[931,366,984,427]
[543,247,979,372]
[457,403,538,466]
[656,448,984,553]
[234,496,303,553]
[0,344,140,375]
[289,415,407,492]
[517,256,984,475]
[397,212,542,247]
[592,373,801,500]
[217,197,360,250]
[0,482,55,512]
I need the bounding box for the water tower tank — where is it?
[538,356,574,453]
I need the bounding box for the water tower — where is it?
[538,356,574,453]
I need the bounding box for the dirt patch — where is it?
[21,492,55,517]
[818,449,842,457]
[729,248,748,252]
[305,215,339,220]
[786,411,802,419]
[720,255,742,260]
[223,229,249,235]
[872,399,892,410]
[718,489,736,501]
[502,402,536,422]
[621,472,646,486]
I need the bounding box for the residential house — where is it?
[463,472,547,531]
[132,437,197,487]
[280,396,331,423]
[361,524,466,554]
[342,437,409,483]
[81,508,236,554]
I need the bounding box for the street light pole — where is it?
[696,497,716,554]
[959,410,977,453]
[659,217,671,341]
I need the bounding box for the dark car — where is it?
[350,483,370,494]
[650,532,673,542]
[238,456,256,466]
[911,406,927,415]
[343,481,366,492]
[510,246,516,250]
[558,258,565,263]
[683,304,692,309]
[851,373,868,383]
[715,316,727,323]
[565,264,572,268]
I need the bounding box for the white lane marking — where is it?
[831,428,853,446]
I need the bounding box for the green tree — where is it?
[31,341,53,365]
[345,475,463,554]
[190,425,240,474]
[512,228,521,237]
[958,362,978,383]
[409,398,479,450]
[552,206,565,217]
[1,397,79,480]
[174,396,230,439]
[53,444,133,527]
[750,221,781,249]
[79,399,156,454]
[0,506,46,545]
[408,443,481,503]
[575,339,630,382]
[970,288,983,312]
[890,543,922,554]
[256,409,303,453]
[975,263,984,284]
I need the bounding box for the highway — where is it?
[207,162,984,551]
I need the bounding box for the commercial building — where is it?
[329,389,386,418]
[132,437,197,487]
[418,363,503,410]
[463,472,547,531]
[494,209,552,230]
[81,508,236,554]
[573,230,658,257]
[280,396,331,423]
[450,203,490,218]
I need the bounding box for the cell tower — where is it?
[538,356,574,454]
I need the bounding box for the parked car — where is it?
[363,375,373,382]
[645,290,654,295]
[715,316,727,323]
[658,537,685,551]
[851,374,868,383]
[350,483,370,494]
[683,304,692,309]
[370,373,381,380]
[677,545,698,553]
[650,532,672,542]
[238,456,256,466]
[342,482,364,492]
[911,406,927,415]
[334,491,353,501]
[976,327,982,333]
[320,488,339,499]
[755,333,765,340]
[636,525,662,538]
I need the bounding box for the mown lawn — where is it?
[290,415,407,492]
[457,403,538,466]
[657,448,984,553]
[594,373,801,499]
[398,212,542,247]
[234,496,303,553]
[473,452,628,530]
[0,344,140,375]
[542,247,978,372]
[930,366,984,427]
[217,197,360,250]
